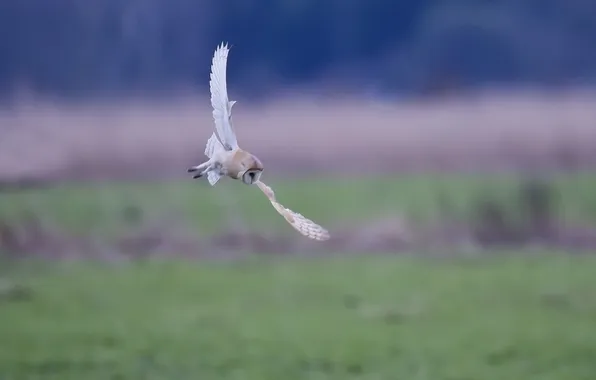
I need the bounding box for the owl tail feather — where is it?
[207,171,222,186]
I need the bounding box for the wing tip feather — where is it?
[256,181,330,241]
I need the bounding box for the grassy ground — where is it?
[1,253,595,379]
[1,173,596,237]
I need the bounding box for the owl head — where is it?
[239,153,264,185]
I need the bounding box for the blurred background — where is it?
[1,1,596,379]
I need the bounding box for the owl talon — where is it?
[192,173,203,179]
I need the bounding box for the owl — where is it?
[188,42,330,241]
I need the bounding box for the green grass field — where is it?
[1,173,596,379]
[2,172,596,237]
[1,253,596,379]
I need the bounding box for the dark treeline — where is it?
[1,0,595,99]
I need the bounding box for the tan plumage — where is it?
[223,149,264,181]
[187,42,330,241]
[256,181,330,241]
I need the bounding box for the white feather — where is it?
[204,132,223,158]
[204,133,225,186]
[209,42,239,151]
[207,171,222,186]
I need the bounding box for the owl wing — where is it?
[256,181,330,241]
[209,42,239,151]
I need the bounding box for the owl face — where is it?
[241,168,263,185]
[237,152,264,185]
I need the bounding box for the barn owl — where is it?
[187,42,330,241]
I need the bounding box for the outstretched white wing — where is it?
[256,181,330,241]
[209,42,239,151]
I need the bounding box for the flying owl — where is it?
[188,42,330,241]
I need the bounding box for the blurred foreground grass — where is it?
[1,253,595,379]
[1,173,595,236]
